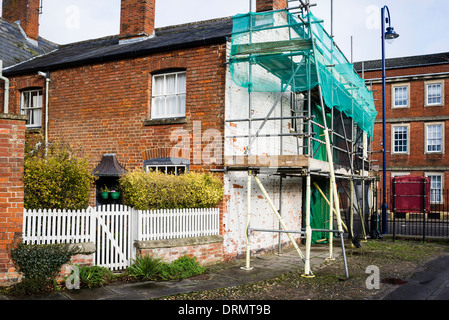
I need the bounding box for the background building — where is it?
[355,52,449,207]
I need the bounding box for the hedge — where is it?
[119,170,224,210]
[24,135,96,210]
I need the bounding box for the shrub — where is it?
[24,135,96,210]
[126,255,206,281]
[156,256,206,281]
[9,242,79,295]
[126,255,161,280]
[119,170,223,210]
[78,265,114,288]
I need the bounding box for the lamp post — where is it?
[381,5,399,234]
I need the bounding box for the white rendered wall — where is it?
[223,29,304,258]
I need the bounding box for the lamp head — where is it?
[385,26,399,44]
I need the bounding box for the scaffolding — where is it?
[224,1,378,278]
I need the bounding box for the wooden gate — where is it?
[93,205,136,271]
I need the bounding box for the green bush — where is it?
[78,265,114,288]
[126,255,206,281]
[119,170,223,210]
[126,255,161,280]
[9,243,79,295]
[156,256,206,281]
[24,136,96,210]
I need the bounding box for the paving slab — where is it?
[0,244,342,300]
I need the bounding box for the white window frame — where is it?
[425,173,444,204]
[391,83,410,109]
[391,123,410,155]
[20,89,43,128]
[151,71,186,119]
[425,80,444,107]
[145,164,187,176]
[425,122,445,154]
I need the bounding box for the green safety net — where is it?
[310,180,332,244]
[229,10,377,138]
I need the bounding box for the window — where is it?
[21,89,43,128]
[425,81,444,106]
[425,123,444,153]
[426,173,444,204]
[392,124,409,154]
[144,157,189,175]
[392,84,410,108]
[151,71,186,119]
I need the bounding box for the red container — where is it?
[390,176,430,213]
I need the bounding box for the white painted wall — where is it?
[222,13,305,258]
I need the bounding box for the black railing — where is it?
[377,189,449,241]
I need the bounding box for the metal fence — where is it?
[377,189,449,241]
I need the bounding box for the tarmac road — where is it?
[384,252,449,300]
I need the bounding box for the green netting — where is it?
[229,10,377,138]
[311,180,331,244]
[311,103,330,161]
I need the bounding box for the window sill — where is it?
[26,127,42,133]
[143,117,187,126]
[391,106,410,109]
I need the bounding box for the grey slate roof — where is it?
[0,17,58,68]
[354,52,449,73]
[4,17,233,76]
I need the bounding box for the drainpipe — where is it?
[37,71,51,154]
[0,61,10,113]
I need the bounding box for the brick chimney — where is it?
[256,0,287,12]
[120,0,155,42]
[2,0,40,41]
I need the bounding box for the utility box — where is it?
[390,176,430,213]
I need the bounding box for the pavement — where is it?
[0,244,342,301]
[2,243,449,301]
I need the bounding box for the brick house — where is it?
[1,0,309,263]
[1,0,375,278]
[354,52,449,207]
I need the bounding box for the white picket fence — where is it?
[22,205,220,270]
[137,208,220,241]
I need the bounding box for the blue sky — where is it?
[2,0,449,62]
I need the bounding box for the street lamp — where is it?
[381,5,399,234]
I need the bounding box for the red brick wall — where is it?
[0,113,27,286]
[6,43,227,211]
[256,0,287,12]
[6,44,227,172]
[362,63,449,195]
[138,242,223,266]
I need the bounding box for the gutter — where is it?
[0,60,10,113]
